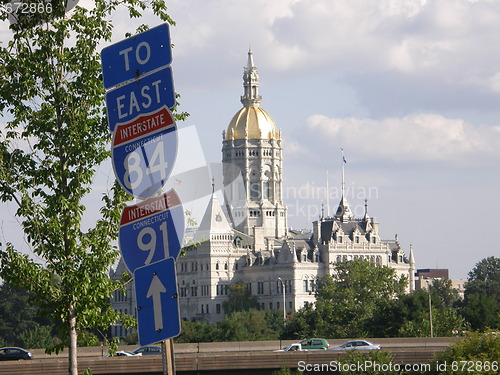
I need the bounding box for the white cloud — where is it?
[264,0,500,94]
[81,0,500,119]
[283,139,310,157]
[304,113,500,165]
[488,72,500,93]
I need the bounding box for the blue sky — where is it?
[164,0,500,279]
[2,0,500,279]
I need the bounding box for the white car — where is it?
[105,351,142,357]
[275,343,307,352]
[329,340,381,351]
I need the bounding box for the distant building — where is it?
[109,50,415,334]
[415,268,466,299]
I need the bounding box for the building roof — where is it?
[320,219,372,241]
[194,190,232,242]
[226,105,279,140]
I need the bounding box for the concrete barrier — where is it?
[0,348,443,375]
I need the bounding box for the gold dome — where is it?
[226,105,280,140]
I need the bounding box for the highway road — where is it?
[26,336,460,358]
[0,337,460,375]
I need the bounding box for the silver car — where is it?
[329,340,381,351]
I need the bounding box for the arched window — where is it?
[234,236,243,247]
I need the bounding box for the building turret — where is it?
[222,50,287,238]
[241,48,262,107]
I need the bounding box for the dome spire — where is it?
[246,46,254,70]
[241,47,262,107]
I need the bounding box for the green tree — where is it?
[429,278,461,309]
[461,257,500,331]
[340,350,400,375]
[216,310,279,341]
[0,2,180,374]
[176,320,219,343]
[0,283,53,346]
[264,309,286,336]
[282,302,319,339]
[222,282,260,314]
[286,259,407,339]
[424,330,500,375]
[462,294,499,331]
[397,306,465,337]
[19,326,55,349]
[370,279,465,338]
[272,365,301,375]
[176,310,284,343]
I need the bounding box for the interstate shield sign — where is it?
[118,190,185,274]
[112,105,178,199]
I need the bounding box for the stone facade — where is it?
[109,50,415,333]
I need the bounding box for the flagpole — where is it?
[341,148,345,199]
[326,166,330,217]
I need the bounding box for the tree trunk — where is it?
[68,305,78,375]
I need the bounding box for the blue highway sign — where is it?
[112,105,178,199]
[105,67,175,132]
[135,257,180,346]
[101,23,172,89]
[119,190,185,274]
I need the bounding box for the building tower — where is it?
[222,49,287,240]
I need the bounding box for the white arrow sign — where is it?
[135,257,180,346]
[147,274,167,331]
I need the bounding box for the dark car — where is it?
[298,338,330,350]
[0,347,32,361]
[131,345,162,355]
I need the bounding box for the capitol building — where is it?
[110,51,415,335]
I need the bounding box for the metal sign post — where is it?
[161,340,167,375]
[167,339,176,374]
[162,339,176,375]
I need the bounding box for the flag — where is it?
[343,156,347,164]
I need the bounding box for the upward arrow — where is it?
[146,274,167,331]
